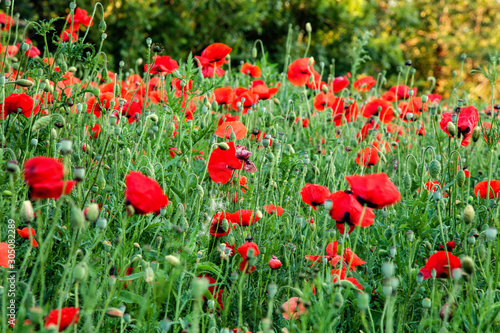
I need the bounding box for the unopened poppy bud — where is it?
[308,57,314,66]
[456,170,465,187]
[196,184,204,197]
[123,313,131,323]
[472,126,481,142]
[382,285,392,296]
[73,264,88,282]
[382,262,395,278]
[20,200,35,222]
[69,2,77,10]
[84,203,99,222]
[467,235,476,244]
[143,266,155,283]
[422,298,431,309]
[406,230,414,242]
[96,217,107,229]
[51,128,58,139]
[431,268,437,279]
[322,85,328,94]
[106,307,124,318]
[323,199,333,211]
[403,173,412,189]
[432,190,442,201]
[428,160,441,179]
[218,142,230,150]
[447,122,456,136]
[461,256,474,275]
[389,246,397,257]
[333,292,344,309]
[99,20,107,32]
[31,138,38,146]
[269,255,282,269]
[423,241,432,251]
[71,206,85,229]
[68,66,77,73]
[416,272,424,284]
[273,97,280,105]
[421,95,428,103]
[165,255,181,267]
[357,292,369,310]
[14,79,34,87]
[252,47,258,58]
[192,277,209,299]
[462,205,474,224]
[126,205,135,216]
[59,139,72,155]
[21,43,29,53]
[305,22,312,33]
[406,112,413,121]
[7,160,19,173]
[486,226,498,241]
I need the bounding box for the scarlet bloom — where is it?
[331,75,350,93]
[227,209,260,226]
[355,147,379,167]
[87,123,100,139]
[313,92,336,111]
[353,76,376,92]
[263,204,284,216]
[237,241,259,260]
[474,180,500,198]
[60,29,78,43]
[346,173,401,209]
[218,113,239,126]
[389,85,416,100]
[0,93,40,119]
[214,87,234,105]
[300,184,331,210]
[86,92,116,118]
[232,89,259,113]
[332,97,358,126]
[196,43,232,67]
[361,99,394,124]
[281,297,308,320]
[240,62,261,78]
[200,275,225,310]
[67,8,93,27]
[125,171,169,214]
[24,157,76,200]
[0,13,14,31]
[0,243,11,268]
[145,55,179,75]
[269,255,282,269]
[31,181,76,200]
[16,227,38,247]
[208,141,244,185]
[287,58,314,86]
[439,240,456,251]
[332,269,363,291]
[328,191,375,234]
[419,251,461,279]
[456,106,479,146]
[251,80,279,100]
[215,121,247,139]
[209,212,231,237]
[45,307,80,331]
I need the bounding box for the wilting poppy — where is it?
[287,58,314,86]
[418,251,461,279]
[45,307,80,332]
[240,62,261,78]
[361,99,394,124]
[0,93,40,119]
[125,171,169,214]
[355,147,379,167]
[281,297,308,320]
[17,227,38,247]
[235,144,257,173]
[263,204,284,216]
[215,121,247,140]
[346,173,401,209]
[301,184,331,210]
[353,76,376,92]
[328,191,375,234]
[208,141,244,184]
[227,209,260,226]
[145,55,179,75]
[474,180,500,198]
[209,212,231,237]
[331,75,350,93]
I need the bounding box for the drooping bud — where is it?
[428,159,441,179]
[305,22,312,33]
[486,226,498,241]
[70,206,85,229]
[403,173,412,189]
[333,292,344,309]
[73,263,88,282]
[456,169,466,187]
[96,217,107,229]
[165,255,181,267]
[143,266,155,283]
[461,256,474,275]
[422,298,431,309]
[218,142,230,150]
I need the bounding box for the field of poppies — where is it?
[1,3,500,333]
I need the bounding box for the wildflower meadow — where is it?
[1,1,500,332]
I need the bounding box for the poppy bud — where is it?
[165,255,181,267]
[471,126,481,143]
[20,200,35,222]
[7,160,19,173]
[73,264,88,282]
[305,22,312,33]
[382,262,394,278]
[143,266,155,283]
[59,139,73,155]
[252,47,258,58]
[406,230,414,242]
[456,170,465,187]
[423,241,432,251]
[71,206,85,229]
[403,173,412,189]
[389,246,397,257]
[406,112,413,121]
[462,205,474,224]
[333,292,344,309]
[196,184,204,197]
[428,159,441,179]
[85,203,99,222]
[308,57,314,66]
[447,122,456,137]
[14,79,34,88]
[192,277,209,299]
[461,256,474,275]
[432,190,441,201]
[273,98,280,105]
[322,85,328,94]
[357,292,369,310]
[51,128,58,139]
[382,285,392,296]
[416,272,424,284]
[486,226,498,241]
[422,298,431,309]
[218,142,230,150]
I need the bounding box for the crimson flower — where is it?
[45,307,80,332]
[214,87,234,105]
[16,227,38,247]
[439,240,456,251]
[353,76,376,92]
[0,93,40,119]
[287,58,314,86]
[313,92,336,111]
[0,243,10,268]
[207,141,244,185]
[145,55,179,75]
[218,113,239,126]
[240,62,261,77]
[209,212,231,237]
[269,255,282,269]
[23,157,75,200]
[440,107,479,146]
[125,171,169,214]
[361,99,394,124]
[418,251,461,279]
[474,180,500,198]
[332,269,363,291]
[196,43,232,67]
[237,241,259,260]
[263,204,284,216]
[346,173,401,209]
[328,191,375,234]
[67,8,93,27]
[389,85,416,100]
[227,209,260,226]
[332,97,358,126]
[331,74,350,93]
[215,121,247,140]
[281,297,308,320]
[200,275,225,310]
[355,147,379,167]
[251,80,279,100]
[0,13,14,31]
[300,184,331,210]
[86,92,116,118]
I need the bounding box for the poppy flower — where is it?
[456,106,479,146]
[60,29,77,43]
[232,89,259,113]
[0,13,14,31]
[389,85,416,100]
[208,141,244,185]
[331,75,350,93]
[287,58,314,86]
[227,209,260,226]
[418,251,461,279]
[353,76,376,92]
[419,180,449,198]
[269,255,282,269]
[196,43,232,67]
[330,247,366,272]
[0,243,11,268]
[237,241,259,260]
[346,173,401,209]
[125,171,169,214]
[16,227,38,247]
[263,204,284,216]
[300,184,331,210]
[24,157,64,186]
[428,94,442,104]
[281,297,308,320]
[86,92,115,118]
[240,63,261,78]
[239,259,256,274]
[67,8,93,27]
[209,212,231,237]
[474,180,500,198]
[355,147,379,167]
[306,69,327,90]
[214,87,235,106]
[251,80,279,100]
[117,101,142,124]
[331,269,363,291]
[218,113,239,126]
[200,274,225,310]
[381,90,397,102]
[215,121,247,140]
[328,191,375,234]
[30,181,77,200]
[332,97,359,126]
[145,55,179,75]
[0,93,40,119]
[45,307,80,331]
[313,92,336,111]
[439,240,456,251]
[202,66,225,78]
[361,99,394,124]
[356,120,379,142]
[86,123,100,139]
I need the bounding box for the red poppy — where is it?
[281,297,308,320]
[0,13,14,31]
[202,66,225,78]
[145,55,179,75]
[24,157,64,186]
[300,184,331,210]
[269,255,282,269]
[361,99,394,124]
[208,141,244,185]
[428,94,442,104]
[240,62,261,78]
[86,92,116,118]
[67,8,93,27]
[287,58,314,86]
[251,80,279,100]
[21,39,41,58]
[418,251,461,279]
[439,240,456,251]
[237,241,259,260]
[87,123,100,139]
[125,171,169,214]
[381,90,397,102]
[456,106,479,146]
[306,69,327,90]
[0,93,40,119]
[332,97,358,126]
[328,191,375,234]
[217,113,239,126]
[200,274,225,310]
[331,75,350,93]
[31,181,77,200]
[239,259,256,274]
[313,92,336,111]
[474,180,500,198]
[331,269,363,291]
[118,101,142,124]
[215,121,247,139]
[232,89,259,113]
[357,119,379,142]
[330,247,366,271]
[0,243,11,268]
[209,212,231,237]
[16,227,38,247]
[214,87,235,106]
[196,43,232,67]
[389,85,416,100]
[346,173,401,209]
[263,204,284,216]
[353,76,376,92]
[355,147,379,167]
[227,209,260,226]
[45,307,80,332]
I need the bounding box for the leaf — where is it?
[117,291,146,306]
[117,272,143,281]
[32,116,51,131]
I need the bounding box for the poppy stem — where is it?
[81,135,110,209]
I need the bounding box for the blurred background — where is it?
[13,0,500,99]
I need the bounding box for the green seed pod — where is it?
[461,256,474,275]
[422,298,431,309]
[423,241,432,251]
[333,292,344,309]
[447,122,456,136]
[71,206,85,229]
[428,159,441,179]
[97,169,106,189]
[73,263,88,282]
[357,293,370,310]
[462,205,475,224]
[432,190,442,201]
[196,184,204,197]
[165,121,176,137]
[472,126,481,143]
[403,173,412,189]
[456,169,466,187]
